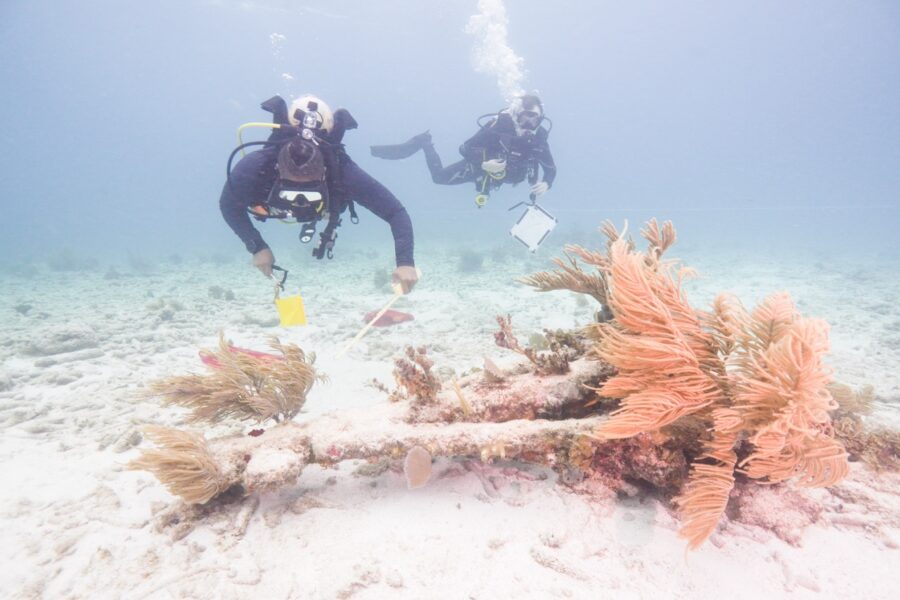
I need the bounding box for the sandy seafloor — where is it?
[1,228,899,599]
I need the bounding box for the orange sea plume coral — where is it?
[590,220,849,549]
[592,229,724,439]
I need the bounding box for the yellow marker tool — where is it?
[274,292,307,327]
[271,273,307,327]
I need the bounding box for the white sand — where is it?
[1,236,898,599]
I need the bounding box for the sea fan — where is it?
[520,219,678,308]
[150,334,323,425]
[518,252,609,305]
[128,426,225,504]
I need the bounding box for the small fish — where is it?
[363,309,414,327]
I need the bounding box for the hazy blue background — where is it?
[1,0,898,265]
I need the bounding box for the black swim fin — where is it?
[371,131,432,160]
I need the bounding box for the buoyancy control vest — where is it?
[469,110,553,188]
[232,95,359,259]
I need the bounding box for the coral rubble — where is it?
[493,314,584,375]
[131,220,891,552]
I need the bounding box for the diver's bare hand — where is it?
[530,181,549,198]
[392,265,418,294]
[253,248,275,277]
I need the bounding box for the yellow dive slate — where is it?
[270,266,307,327]
[274,293,307,327]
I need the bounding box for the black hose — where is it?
[226,140,284,190]
[541,116,553,134]
[476,112,499,128]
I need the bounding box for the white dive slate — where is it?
[509,203,557,252]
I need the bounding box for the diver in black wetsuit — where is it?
[370,94,556,206]
[220,94,418,293]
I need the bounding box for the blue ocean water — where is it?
[0,0,897,265]
[2,3,900,596]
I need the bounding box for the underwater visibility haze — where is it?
[1,1,899,598]
[1,0,898,259]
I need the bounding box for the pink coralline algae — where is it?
[199,345,283,369]
[363,309,414,327]
[585,433,690,492]
[729,483,823,546]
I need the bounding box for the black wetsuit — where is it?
[424,112,556,193]
[220,129,415,267]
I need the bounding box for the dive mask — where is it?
[278,189,324,203]
[517,110,542,130]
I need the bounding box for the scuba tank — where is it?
[470,109,553,206]
[226,95,359,258]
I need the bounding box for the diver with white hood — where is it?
[371,94,556,207]
[220,94,418,293]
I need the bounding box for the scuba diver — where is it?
[370,94,556,207]
[220,94,418,293]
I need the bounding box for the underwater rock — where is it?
[112,429,143,453]
[207,253,232,266]
[586,433,690,492]
[729,483,823,546]
[489,245,511,264]
[33,370,83,386]
[208,286,236,301]
[458,250,484,273]
[146,297,186,324]
[244,448,307,494]
[412,357,608,424]
[127,253,154,274]
[372,267,391,290]
[242,313,281,328]
[25,324,99,356]
[33,348,105,368]
[131,417,603,505]
[47,252,98,272]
